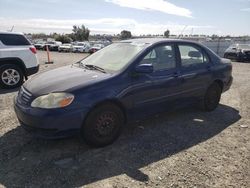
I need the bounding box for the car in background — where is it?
[89,43,105,53]
[44,41,62,51]
[72,42,91,53]
[0,32,39,89]
[58,43,73,52]
[14,38,232,147]
[34,41,46,50]
[224,44,250,62]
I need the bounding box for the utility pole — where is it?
[10,26,14,32]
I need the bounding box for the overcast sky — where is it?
[0,0,249,36]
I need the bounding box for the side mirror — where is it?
[135,64,153,73]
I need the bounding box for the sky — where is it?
[0,0,249,36]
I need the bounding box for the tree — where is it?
[211,34,219,40]
[71,25,90,41]
[120,30,132,40]
[164,30,170,38]
[55,34,72,43]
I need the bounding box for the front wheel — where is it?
[81,104,124,147]
[0,64,24,89]
[201,83,222,111]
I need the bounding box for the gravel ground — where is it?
[0,51,249,188]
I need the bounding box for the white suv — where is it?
[0,32,39,89]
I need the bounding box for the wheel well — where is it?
[214,80,224,91]
[86,100,127,124]
[0,58,27,78]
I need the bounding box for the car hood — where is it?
[60,46,71,48]
[24,65,112,96]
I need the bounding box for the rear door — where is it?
[176,43,213,102]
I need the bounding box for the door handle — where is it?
[180,73,197,79]
[173,72,181,78]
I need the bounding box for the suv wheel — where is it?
[0,64,24,89]
[201,82,222,111]
[81,104,124,147]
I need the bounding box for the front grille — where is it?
[17,87,33,105]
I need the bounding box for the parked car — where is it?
[44,41,62,51]
[89,43,105,53]
[224,44,250,62]
[72,42,91,53]
[14,38,232,147]
[58,43,73,52]
[0,32,39,89]
[34,41,46,50]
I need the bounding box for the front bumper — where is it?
[73,49,84,53]
[14,98,89,139]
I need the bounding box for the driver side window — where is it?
[139,44,176,71]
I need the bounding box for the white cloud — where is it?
[240,8,250,11]
[0,17,213,35]
[105,0,192,18]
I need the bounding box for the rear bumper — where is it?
[223,76,233,92]
[26,65,39,76]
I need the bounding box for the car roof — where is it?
[120,38,194,45]
[0,31,24,35]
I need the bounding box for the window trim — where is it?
[137,42,178,73]
[0,34,31,46]
[176,42,211,70]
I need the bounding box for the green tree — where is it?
[72,25,90,41]
[55,34,72,43]
[120,30,132,40]
[164,30,170,38]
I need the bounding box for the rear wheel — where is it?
[81,103,124,147]
[201,82,222,111]
[0,64,24,89]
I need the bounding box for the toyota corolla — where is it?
[14,38,233,147]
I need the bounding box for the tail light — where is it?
[29,47,37,54]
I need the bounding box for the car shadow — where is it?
[0,104,241,187]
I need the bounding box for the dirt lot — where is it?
[0,51,249,188]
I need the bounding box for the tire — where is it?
[0,64,24,89]
[81,103,125,147]
[201,82,222,111]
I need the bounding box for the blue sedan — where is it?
[14,38,233,147]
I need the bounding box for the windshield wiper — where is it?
[82,64,106,73]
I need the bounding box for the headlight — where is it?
[31,93,74,109]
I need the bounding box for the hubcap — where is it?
[95,112,116,137]
[1,69,20,86]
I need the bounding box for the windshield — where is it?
[93,44,103,47]
[80,42,148,72]
[75,43,84,46]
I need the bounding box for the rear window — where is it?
[0,34,31,46]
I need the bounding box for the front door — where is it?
[130,43,182,118]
